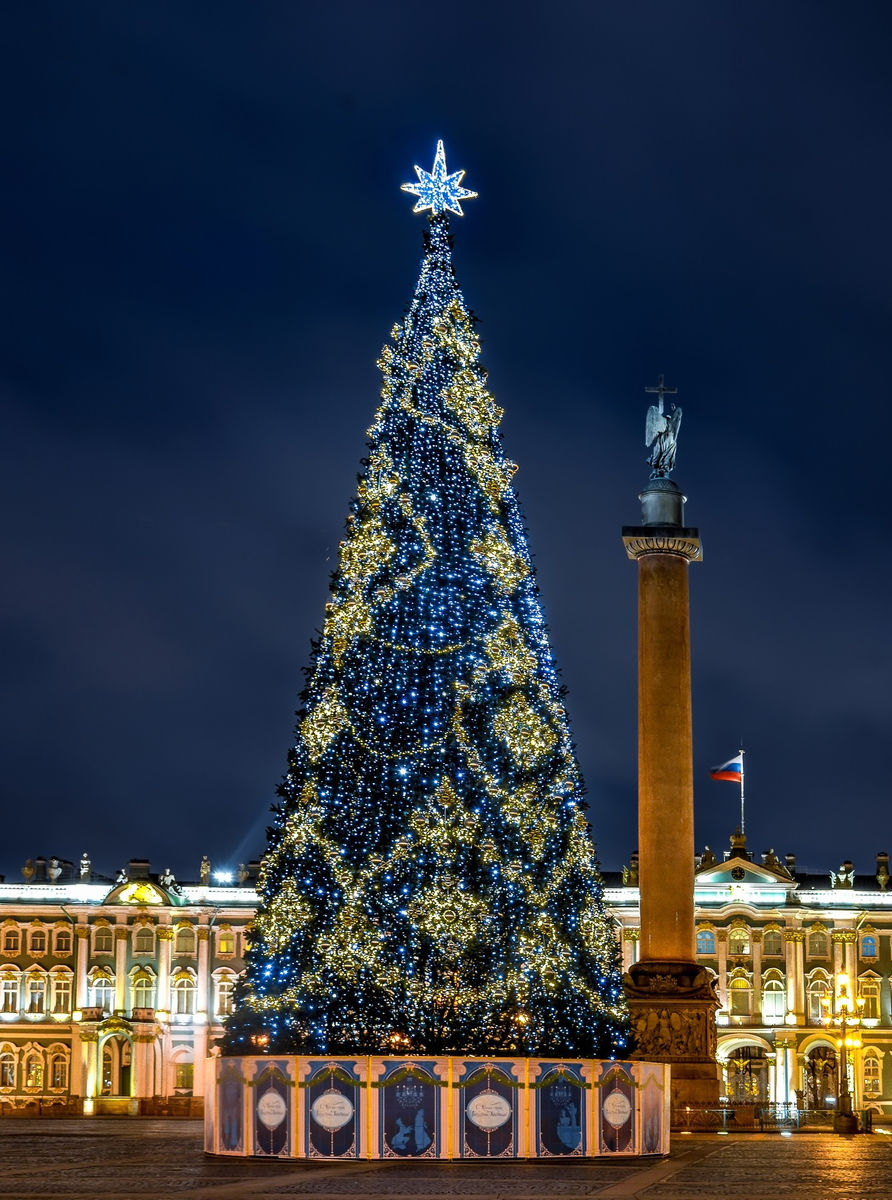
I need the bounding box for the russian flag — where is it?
[710,753,743,783]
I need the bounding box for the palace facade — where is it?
[0,855,257,1115]
[1,834,890,1117]
[609,833,892,1117]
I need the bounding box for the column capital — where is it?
[157,928,175,942]
[622,526,702,562]
[622,928,641,942]
[783,930,805,943]
[831,929,857,944]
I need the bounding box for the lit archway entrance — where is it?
[804,1046,837,1110]
[95,1033,134,1112]
[723,1046,769,1103]
[100,1034,132,1095]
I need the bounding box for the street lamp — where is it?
[822,972,864,1134]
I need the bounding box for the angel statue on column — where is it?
[645,393,682,478]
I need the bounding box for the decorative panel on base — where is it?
[206,1056,669,1159]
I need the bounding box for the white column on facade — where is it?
[81,1031,99,1110]
[156,927,173,1012]
[784,930,804,1021]
[115,925,128,1012]
[197,926,210,1016]
[832,929,845,980]
[69,1026,84,1098]
[844,933,857,985]
[75,926,90,1007]
[193,1025,208,1097]
[193,924,211,1100]
[752,931,763,1019]
[622,929,640,971]
[716,930,728,1010]
[133,1034,155,1100]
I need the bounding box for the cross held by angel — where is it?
[645,375,682,478]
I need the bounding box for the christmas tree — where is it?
[225,143,627,1059]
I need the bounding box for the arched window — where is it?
[0,1047,15,1088]
[762,976,786,1023]
[214,973,235,1017]
[861,934,878,959]
[729,928,750,956]
[29,927,47,955]
[25,973,46,1014]
[729,976,752,1016]
[49,1050,68,1090]
[51,972,72,1014]
[859,977,881,1021]
[53,927,72,955]
[174,926,196,956]
[808,930,829,958]
[762,930,783,957]
[24,1051,43,1090]
[1,927,19,954]
[807,976,830,1022]
[93,925,113,954]
[133,926,154,955]
[90,971,114,1011]
[172,975,196,1015]
[696,929,715,955]
[864,1054,882,1096]
[0,971,19,1014]
[216,929,235,956]
[131,972,155,1010]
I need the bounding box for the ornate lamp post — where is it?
[822,973,864,1134]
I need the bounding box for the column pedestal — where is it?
[623,960,720,1111]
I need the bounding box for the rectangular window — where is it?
[762,931,783,956]
[53,977,72,1014]
[0,1055,14,1088]
[174,1063,194,1092]
[864,1058,881,1094]
[27,978,45,1014]
[762,986,785,1022]
[1,980,18,1014]
[94,929,113,954]
[807,986,828,1022]
[860,984,880,1021]
[51,1055,68,1089]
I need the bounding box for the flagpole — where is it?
[739,746,746,836]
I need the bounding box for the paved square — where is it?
[0,1121,890,1198]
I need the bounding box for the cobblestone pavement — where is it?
[0,1121,890,1199]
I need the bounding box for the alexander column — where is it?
[622,377,719,1116]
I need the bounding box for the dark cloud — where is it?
[2,2,891,881]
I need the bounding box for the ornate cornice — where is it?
[622,526,702,562]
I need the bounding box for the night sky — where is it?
[3,3,891,884]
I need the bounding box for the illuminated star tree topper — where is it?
[401,139,478,216]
